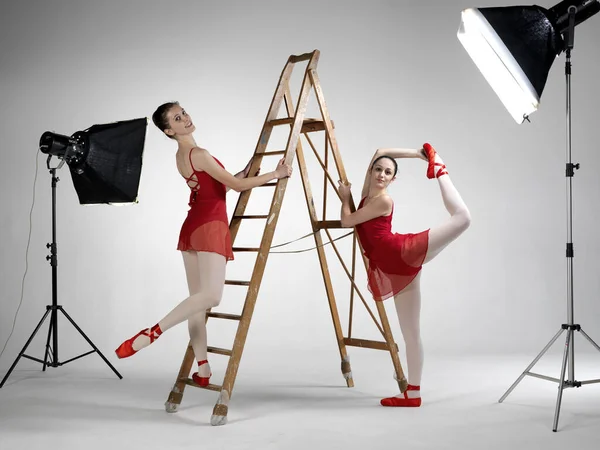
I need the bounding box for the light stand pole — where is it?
[498,6,600,431]
[0,155,122,388]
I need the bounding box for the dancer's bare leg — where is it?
[424,153,471,263]
[130,252,226,363]
[182,251,211,377]
[393,273,423,399]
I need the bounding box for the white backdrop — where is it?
[1,0,600,376]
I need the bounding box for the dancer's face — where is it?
[164,105,196,138]
[370,158,396,189]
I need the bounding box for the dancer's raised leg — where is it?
[423,149,471,263]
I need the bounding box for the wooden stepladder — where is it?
[165,50,408,425]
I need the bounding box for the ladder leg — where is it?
[282,71,355,386]
[165,341,195,412]
[313,81,407,390]
[292,123,354,386]
[314,232,355,387]
[309,70,407,392]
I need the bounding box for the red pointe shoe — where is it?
[380,384,422,407]
[191,360,212,387]
[423,143,448,179]
[115,324,162,359]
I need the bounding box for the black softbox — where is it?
[40,117,147,204]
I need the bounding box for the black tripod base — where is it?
[0,305,122,388]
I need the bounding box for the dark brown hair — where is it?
[371,155,398,176]
[152,101,179,139]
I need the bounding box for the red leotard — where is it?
[176,149,234,261]
[355,197,429,301]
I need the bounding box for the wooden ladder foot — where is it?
[341,355,354,387]
[393,371,409,393]
[165,384,183,413]
[210,389,230,426]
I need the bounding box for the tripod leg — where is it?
[43,309,54,371]
[499,328,564,403]
[553,329,572,432]
[0,308,52,388]
[58,307,122,379]
[578,329,600,353]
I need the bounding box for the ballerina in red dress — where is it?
[115,101,292,386]
[338,143,471,407]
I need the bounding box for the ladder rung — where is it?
[232,247,260,252]
[315,220,344,229]
[260,150,286,156]
[183,378,222,392]
[207,346,233,356]
[267,117,333,133]
[225,280,250,286]
[206,312,242,321]
[232,215,269,220]
[343,337,398,352]
[301,119,333,133]
[268,117,294,126]
[259,182,278,187]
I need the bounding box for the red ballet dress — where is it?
[176,149,234,261]
[355,197,429,301]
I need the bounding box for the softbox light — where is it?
[40,117,147,204]
[456,0,600,433]
[457,0,600,123]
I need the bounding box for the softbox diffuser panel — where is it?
[69,117,147,205]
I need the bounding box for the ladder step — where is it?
[260,150,286,156]
[268,117,294,126]
[315,220,344,229]
[206,312,242,321]
[267,118,333,133]
[232,215,269,220]
[207,346,233,356]
[183,378,222,392]
[225,280,250,286]
[232,247,260,252]
[343,337,398,352]
[259,182,278,187]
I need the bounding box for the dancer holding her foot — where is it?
[338,143,470,407]
[115,101,292,386]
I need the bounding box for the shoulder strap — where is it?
[188,147,197,172]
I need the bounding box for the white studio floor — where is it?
[1,350,599,450]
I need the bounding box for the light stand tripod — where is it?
[0,155,122,388]
[498,6,600,432]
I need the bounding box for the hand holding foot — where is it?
[423,143,448,179]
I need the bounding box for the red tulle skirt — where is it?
[177,211,234,261]
[365,230,429,301]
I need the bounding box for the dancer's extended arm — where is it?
[360,148,424,198]
[192,148,291,192]
[226,156,261,192]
